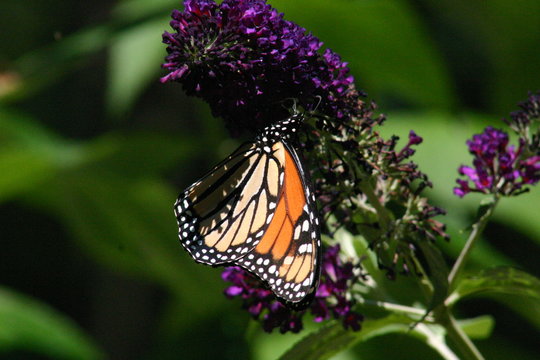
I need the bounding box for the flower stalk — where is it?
[436,308,485,360]
[448,196,499,289]
[439,196,499,360]
[357,298,435,321]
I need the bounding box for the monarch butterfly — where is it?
[174,114,321,308]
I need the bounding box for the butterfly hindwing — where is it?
[236,140,320,305]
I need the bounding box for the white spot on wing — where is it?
[294,225,301,240]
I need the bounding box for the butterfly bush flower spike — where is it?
[162,0,362,133]
[222,245,363,333]
[454,93,540,197]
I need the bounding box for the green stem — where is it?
[408,246,436,302]
[437,308,485,360]
[437,195,500,360]
[357,298,434,321]
[448,196,499,289]
[357,178,392,231]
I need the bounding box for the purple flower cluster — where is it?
[162,0,362,134]
[454,126,539,197]
[222,245,363,333]
[506,92,540,137]
[455,92,540,197]
[311,245,364,331]
[222,266,304,333]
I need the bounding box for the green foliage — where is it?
[279,315,464,360]
[0,287,103,359]
[0,107,80,200]
[279,316,412,360]
[272,0,457,109]
[457,315,495,340]
[107,17,170,117]
[0,0,539,359]
[449,267,540,305]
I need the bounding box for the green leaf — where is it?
[0,108,85,202]
[491,295,540,331]
[279,315,457,360]
[0,107,62,148]
[456,315,495,340]
[278,319,394,360]
[27,172,224,319]
[4,0,172,103]
[448,267,540,306]
[0,287,103,359]
[0,110,225,321]
[31,174,181,284]
[111,0,177,22]
[0,106,198,203]
[416,0,540,115]
[0,148,55,202]
[83,132,198,177]
[484,0,540,114]
[6,26,112,102]
[106,17,170,117]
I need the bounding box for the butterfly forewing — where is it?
[174,142,284,265]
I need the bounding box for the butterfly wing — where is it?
[174,142,285,265]
[174,116,321,306]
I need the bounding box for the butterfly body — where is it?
[174,115,321,307]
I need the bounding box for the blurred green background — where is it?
[0,0,539,359]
